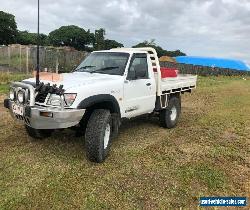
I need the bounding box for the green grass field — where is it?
[0,76,249,209]
[0,73,30,94]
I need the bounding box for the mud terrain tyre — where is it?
[85,109,112,163]
[159,96,181,128]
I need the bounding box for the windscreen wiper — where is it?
[75,65,96,72]
[90,66,120,73]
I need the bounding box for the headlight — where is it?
[17,90,25,103]
[9,88,15,100]
[47,94,62,106]
[47,93,77,107]
[64,93,77,107]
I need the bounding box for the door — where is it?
[123,53,156,118]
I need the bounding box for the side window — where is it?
[127,54,148,79]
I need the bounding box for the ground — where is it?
[0,75,249,209]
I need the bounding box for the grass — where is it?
[0,72,30,93]
[0,75,249,209]
[0,55,27,69]
[178,164,226,190]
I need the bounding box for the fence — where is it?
[160,61,250,76]
[0,44,87,74]
[1,45,249,76]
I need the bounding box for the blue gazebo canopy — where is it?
[175,56,250,71]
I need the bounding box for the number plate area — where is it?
[12,104,24,116]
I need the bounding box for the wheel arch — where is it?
[169,92,181,107]
[77,94,121,116]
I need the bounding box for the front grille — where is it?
[35,92,48,103]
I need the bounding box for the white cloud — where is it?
[1,0,249,64]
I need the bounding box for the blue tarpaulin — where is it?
[175,56,250,71]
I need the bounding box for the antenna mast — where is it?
[36,0,40,86]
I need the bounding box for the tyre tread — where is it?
[85,109,111,163]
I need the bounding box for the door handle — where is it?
[146,83,151,86]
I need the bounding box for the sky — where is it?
[1,0,250,65]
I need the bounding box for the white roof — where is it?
[93,47,151,54]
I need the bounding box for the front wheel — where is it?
[85,109,112,163]
[159,96,181,128]
[25,125,53,140]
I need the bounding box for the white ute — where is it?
[4,47,197,162]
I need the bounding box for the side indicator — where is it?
[40,111,53,118]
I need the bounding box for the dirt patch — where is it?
[0,95,7,112]
[221,130,239,141]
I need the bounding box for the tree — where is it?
[0,11,18,45]
[46,26,124,51]
[104,39,123,50]
[132,40,166,57]
[93,28,123,50]
[166,50,186,57]
[132,40,186,57]
[17,31,48,46]
[48,25,94,51]
[94,28,106,50]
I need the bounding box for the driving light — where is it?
[9,88,15,100]
[64,93,77,107]
[17,90,25,103]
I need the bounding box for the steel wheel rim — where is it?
[170,106,177,121]
[103,124,111,149]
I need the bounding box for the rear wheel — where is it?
[25,125,53,139]
[159,96,181,128]
[85,109,112,163]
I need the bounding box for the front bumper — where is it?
[4,99,85,129]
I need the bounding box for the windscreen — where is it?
[75,52,130,75]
